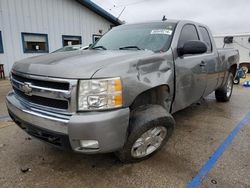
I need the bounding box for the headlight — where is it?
[78,77,122,111]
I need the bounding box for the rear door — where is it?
[198,26,220,96]
[172,24,207,111]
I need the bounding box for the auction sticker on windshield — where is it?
[151,29,173,35]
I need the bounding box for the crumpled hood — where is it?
[12,50,154,79]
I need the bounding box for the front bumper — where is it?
[6,91,130,154]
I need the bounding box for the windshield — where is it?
[91,22,176,52]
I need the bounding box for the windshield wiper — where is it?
[119,46,142,50]
[92,46,107,50]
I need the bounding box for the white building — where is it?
[214,33,250,71]
[0,0,121,75]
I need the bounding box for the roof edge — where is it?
[214,33,250,37]
[75,0,122,26]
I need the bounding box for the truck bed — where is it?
[217,48,239,67]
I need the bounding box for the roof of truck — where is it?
[214,33,250,37]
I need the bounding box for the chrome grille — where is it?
[11,73,70,90]
[11,71,78,113]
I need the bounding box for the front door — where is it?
[172,24,207,112]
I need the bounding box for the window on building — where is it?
[62,35,82,47]
[199,26,212,53]
[178,24,199,48]
[92,34,102,43]
[21,33,49,53]
[0,31,3,53]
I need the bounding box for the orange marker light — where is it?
[114,79,122,92]
[115,95,122,106]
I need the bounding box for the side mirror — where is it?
[178,40,207,56]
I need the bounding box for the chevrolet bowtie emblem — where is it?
[22,82,32,96]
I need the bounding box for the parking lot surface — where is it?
[0,76,250,188]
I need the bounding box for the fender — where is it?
[92,51,175,110]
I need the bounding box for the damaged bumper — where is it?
[6,91,130,154]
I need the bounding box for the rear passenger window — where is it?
[178,24,199,48]
[199,26,212,53]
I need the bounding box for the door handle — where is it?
[200,61,207,67]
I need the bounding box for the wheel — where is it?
[233,77,240,85]
[215,72,233,102]
[116,105,175,163]
[241,66,248,75]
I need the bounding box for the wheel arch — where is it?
[129,84,172,113]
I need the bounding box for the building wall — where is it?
[0,0,113,74]
[214,35,250,64]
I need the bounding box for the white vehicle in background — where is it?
[214,33,250,73]
[52,45,89,53]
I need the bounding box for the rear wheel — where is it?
[215,72,233,102]
[233,76,240,85]
[241,66,248,75]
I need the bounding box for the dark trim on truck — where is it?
[9,111,71,150]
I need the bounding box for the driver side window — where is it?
[178,24,199,48]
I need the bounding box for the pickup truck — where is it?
[6,20,239,162]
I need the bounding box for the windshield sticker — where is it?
[151,29,173,35]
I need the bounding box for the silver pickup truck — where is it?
[6,20,239,162]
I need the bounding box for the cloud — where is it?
[92,0,250,35]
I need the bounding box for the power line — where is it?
[116,0,149,7]
[109,0,149,10]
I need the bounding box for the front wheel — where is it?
[116,105,175,163]
[215,72,234,102]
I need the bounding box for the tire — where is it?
[116,105,175,163]
[233,77,240,85]
[215,72,234,102]
[241,66,248,75]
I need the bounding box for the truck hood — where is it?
[13,50,154,79]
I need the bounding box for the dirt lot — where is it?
[0,75,250,188]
